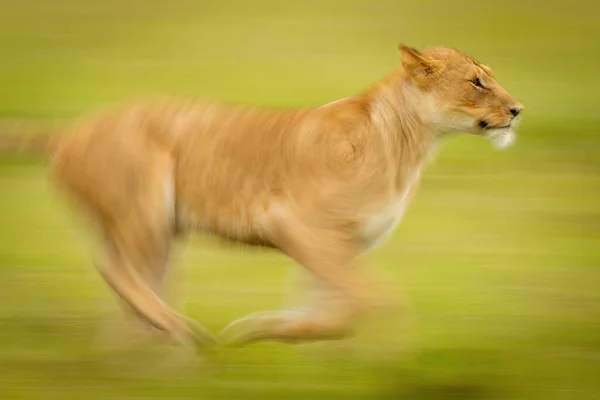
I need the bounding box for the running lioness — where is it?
[0,44,523,351]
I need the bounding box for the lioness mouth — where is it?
[487,124,511,130]
[480,120,511,131]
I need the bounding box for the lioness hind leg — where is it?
[93,209,217,351]
[100,186,185,347]
[93,221,177,350]
[70,154,217,352]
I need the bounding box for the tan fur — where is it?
[0,44,523,350]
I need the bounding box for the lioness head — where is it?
[398,44,523,148]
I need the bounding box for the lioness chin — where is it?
[0,44,522,353]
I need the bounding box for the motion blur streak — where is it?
[0,1,598,399]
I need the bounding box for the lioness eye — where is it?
[471,77,484,88]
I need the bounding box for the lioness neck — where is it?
[362,69,439,190]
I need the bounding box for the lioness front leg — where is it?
[218,225,393,347]
[218,274,356,347]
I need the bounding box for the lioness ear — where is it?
[398,44,443,85]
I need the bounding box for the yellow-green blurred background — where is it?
[0,1,598,399]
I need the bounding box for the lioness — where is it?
[0,45,523,351]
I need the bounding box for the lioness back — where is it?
[51,97,370,248]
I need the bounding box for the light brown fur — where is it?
[0,45,523,351]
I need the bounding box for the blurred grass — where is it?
[0,0,599,399]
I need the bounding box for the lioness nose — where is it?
[509,107,522,117]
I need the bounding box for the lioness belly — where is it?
[174,179,275,247]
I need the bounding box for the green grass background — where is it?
[0,0,598,399]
